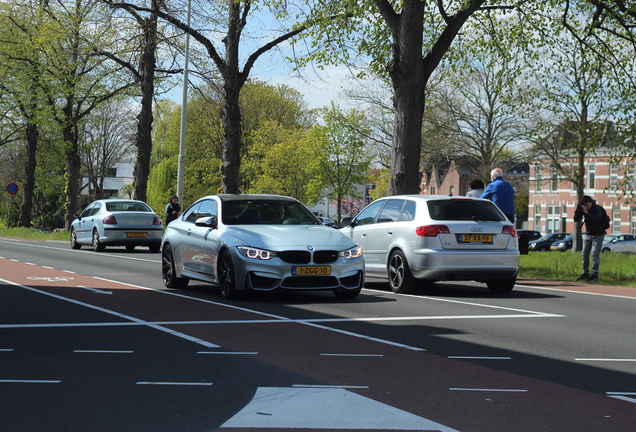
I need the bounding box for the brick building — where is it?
[528,153,636,235]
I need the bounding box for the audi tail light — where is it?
[102,215,118,225]
[416,225,451,237]
[502,225,517,236]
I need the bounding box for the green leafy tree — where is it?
[309,105,373,226]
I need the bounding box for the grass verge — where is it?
[0,227,69,241]
[520,251,636,288]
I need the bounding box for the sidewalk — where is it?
[517,277,636,298]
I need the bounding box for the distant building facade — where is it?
[528,153,636,235]
[81,162,134,198]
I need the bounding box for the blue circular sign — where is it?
[6,183,18,195]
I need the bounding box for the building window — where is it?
[613,206,621,234]
[450,186,455,196]
[534,205,541,230]
[610,164,618,190]
[632,207,636,234]
[430,186,435,195]
[106,167,117,177]
[536,170,542,192]
[550,167,559,192]
[546,205,560,233]
[587,164,596,190]
[626,163,635,192]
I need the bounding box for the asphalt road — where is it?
[1,237,635,432]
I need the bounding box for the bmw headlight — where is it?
[237,246,278,260]
[339,245,363,260]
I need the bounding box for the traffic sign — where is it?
[6,183,18,195]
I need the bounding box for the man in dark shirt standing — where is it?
[573,195,608,282]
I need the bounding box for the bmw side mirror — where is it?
[195,216,218,229]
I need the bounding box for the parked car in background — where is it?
[161,194,364,299]
[70,199,163,252]
[528,232,570,251]
[317,217,336,228]
[517,230,542,241]
[339,195,519,294]
[601,234,636,253]
[550,233,573,252]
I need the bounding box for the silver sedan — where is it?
[70,199,163,252]
[161,194,364,299]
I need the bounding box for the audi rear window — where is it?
[427,200,505,222]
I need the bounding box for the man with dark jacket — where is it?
[573,195,608,282]
[165,196,181,225]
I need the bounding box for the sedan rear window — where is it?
[428,199,505,222]
[106,201,151,212]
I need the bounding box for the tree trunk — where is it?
[133,13,158,202]
[63,100,81,231]
[387,1,425,195]
[19,118,38,228]
[221,82,243,194]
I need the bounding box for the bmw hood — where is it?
[222,225,356,250]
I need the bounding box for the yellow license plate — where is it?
[126,232,147,237]
[458,234,493,243]
[293,266,331,276]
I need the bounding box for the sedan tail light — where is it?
[153,216,163,225]
[102,215,118,225]
[416,225,451,237]
[502,225,517,236]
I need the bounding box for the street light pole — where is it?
[176,0,192,206]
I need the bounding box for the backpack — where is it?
[601,207,610,230]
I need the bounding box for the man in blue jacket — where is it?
[480,168,515,223]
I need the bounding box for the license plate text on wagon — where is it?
[457,234,493,243]
[292,266,331,275]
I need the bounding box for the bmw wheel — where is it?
[92,229,105,252]
[70,228,81,250]
[161,244,189,288]
[388,250,417,293]
[218,250,237,299]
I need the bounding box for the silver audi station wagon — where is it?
[340,195,519,294]
[161,194,364,299]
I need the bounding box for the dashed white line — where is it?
[607,392,636,404]
[78,286,112,295]
[0,379,61,384]
[576,358,636,362]
[73,350,133,354]
[136,382,213,386]
[0,349,14,351]
[321,353,383,357]
[450,388,527,392]
[197,351,258,355]
[449,356,511,360]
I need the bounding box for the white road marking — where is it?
[576,358,636,362]
[78,286,112,295]
[0,277,220,349]
[607,392,636,404]
[449,356,511,360]
[0,240,158,263]
[450,388,527,392]
[136,381,213,386]
[26,276,74,282]
[321,353,384,357]
[222,387,460,431]
[197,351,258,355]
[0,349,14,352]
[0,379,61,384]
[516,284,636,300]
[73,350,133,354]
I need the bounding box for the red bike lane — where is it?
[1,257,635,432]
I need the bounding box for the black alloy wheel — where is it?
[161,244,189,288]
[218,250,237,299]
[388,250,417,293]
